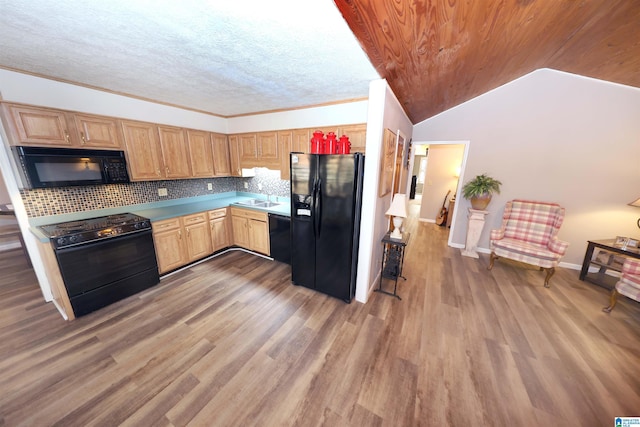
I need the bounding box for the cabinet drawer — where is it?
[230,207,267,222]
[152,218,181,232]
[182,212,207,225]
[208,208,227,220]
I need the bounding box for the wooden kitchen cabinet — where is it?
[227,135,242,177]
[1,103,76,147]
[340,124,367,154]
[158,125,192,179]
[72,113,122,149]
[121,120,164,180]
[292,129,310,153]
[235,131,281,169]
[237,133,258,166]
[182,212,212,261]
[187,129,214,178]
[230,207,270,255]
[152,218,188,274]
[278,130,292,180]
[211,133,231,177]
[1,103,123,149]
[208,208,230,252]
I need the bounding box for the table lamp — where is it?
[629,197,640,229]
[386,193,408,240]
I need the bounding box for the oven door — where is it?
[55,229,158,298]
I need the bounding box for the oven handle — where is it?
[53,228,152,250]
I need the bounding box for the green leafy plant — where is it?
[462,174,502,199]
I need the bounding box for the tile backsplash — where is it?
[20,168,290,217]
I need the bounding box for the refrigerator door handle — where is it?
[315,178,322,237]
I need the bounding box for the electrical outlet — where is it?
[244,182,249,189]
[158,188,168,197]
[207,183,213,190]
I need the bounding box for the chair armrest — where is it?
[490,228,505,241]
[622,258,640,275]
[547,237,569,255]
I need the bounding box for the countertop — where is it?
[29,192,290,242]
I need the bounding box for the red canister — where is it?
[310,130,324,154]
[337,135,351,154]
[325,132,338,154]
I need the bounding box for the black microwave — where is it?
[13,146,130,189]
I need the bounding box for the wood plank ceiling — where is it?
[334,0,640,124]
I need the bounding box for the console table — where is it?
[376,232,410,300]
[579,239,640,289]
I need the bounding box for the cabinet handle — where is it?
[178,230,182,239]
[80,132,87,144]
[156,169,161,177]
[165,166,170,175]
[64,131,70,143]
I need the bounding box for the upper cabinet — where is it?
[227,135,242,177]
[157,126,192,179]
[72,114,122,149]
[235,131,281,169]
[211,133,231,177]
[340,124,367,154]
[292,129,310,153]
[186,130,214,178]
[1,103,122,149]
[121,120,164,180]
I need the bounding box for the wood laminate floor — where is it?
[1,214,639,426]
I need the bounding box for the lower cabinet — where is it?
[152,207,270,274]
[208,208,230,252]
[152,218,188,274]
[152,212,214,274]
[230,207,270,255]
[182,212,212,261]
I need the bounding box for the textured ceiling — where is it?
[0,0,380,117]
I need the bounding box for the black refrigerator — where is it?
[290,152,365,302]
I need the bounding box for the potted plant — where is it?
[462,173,502,210]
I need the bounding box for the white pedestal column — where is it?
[461,208,489,258]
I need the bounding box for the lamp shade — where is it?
[386,193,408,218]
[628,197,640,208]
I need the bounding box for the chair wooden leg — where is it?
[543,267,555,288]
[602,289,619,313]
[488,252,498,270]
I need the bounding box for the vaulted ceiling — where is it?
[334,0,640,123]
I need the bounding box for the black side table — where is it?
[376,232,410,300]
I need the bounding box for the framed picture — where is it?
[614,236,628,248]
[627,238,639,249]
[378,128,396,197]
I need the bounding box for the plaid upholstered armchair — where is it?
[488,200,569,288]
[603,258,640,313]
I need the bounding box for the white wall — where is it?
[413,69,640,267]
[355,79,413,303]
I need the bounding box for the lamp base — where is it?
[390,217,404,240]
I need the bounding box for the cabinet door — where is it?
[73,114,122,149]
[158,126,191,178]
[227,135,242,177]
[231,216,250,248]
[210,217,229,252]
[211,133,231,177]
[237,133,258,167]
[257,132,279,167]
[121,120,163,180]
[2,104,75,146]
[292,129,309,153]
[153,228,187,274]
[248,218,270,255]
[340,124,367,154]
[184,220,212,262]
[187,129,214,177]
[278,131,292,181]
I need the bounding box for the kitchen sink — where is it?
[259,201,281,207]
[234,199,263,206]
[234,199,281,208]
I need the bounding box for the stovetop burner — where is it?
[39,213,152,249]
